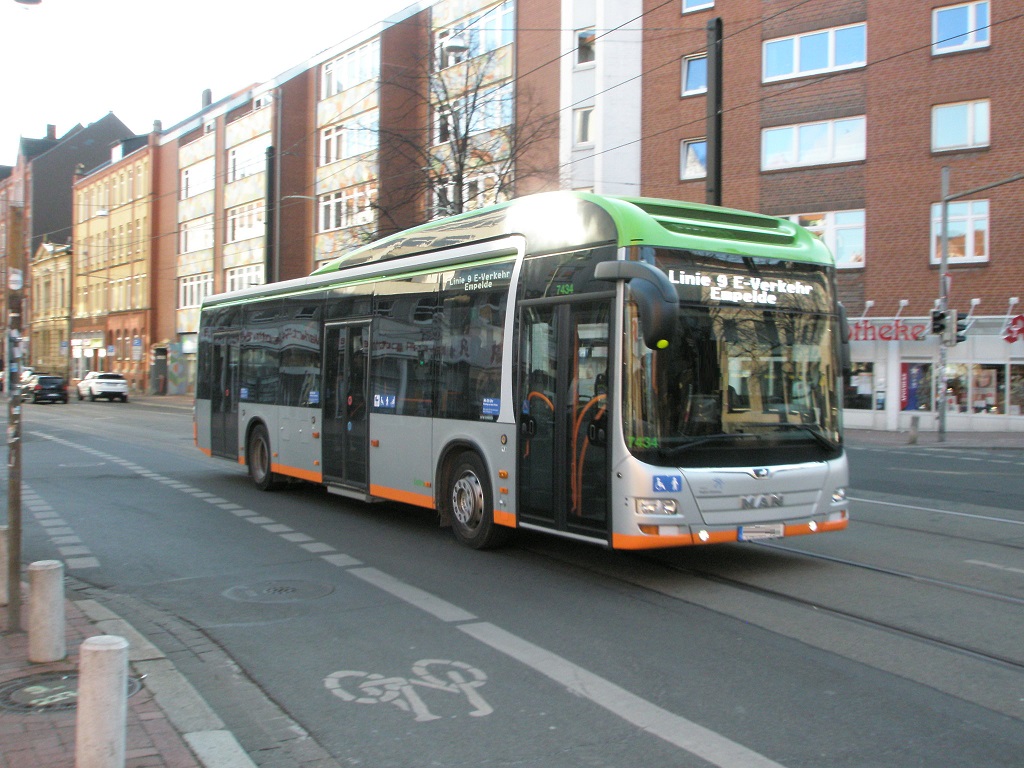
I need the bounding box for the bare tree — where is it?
[376,47,558,232]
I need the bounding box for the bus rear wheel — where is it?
[446,452,510,550]
[248,424,281,491]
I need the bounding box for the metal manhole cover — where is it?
[0,673,143,714]
[222,579,335,603]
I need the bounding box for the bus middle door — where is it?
[321,321,369,490]
[210,331,239,460]
[518,300,610,540]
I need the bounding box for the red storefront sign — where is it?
[848,319,928,342]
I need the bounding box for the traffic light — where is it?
[952,310,968,345]
[930,308,947,337]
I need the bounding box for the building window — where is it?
[435,0,514,70]
[180,158,215,200]
[932,1,989,55]
[932,99,989,151]
[320,113,379,165]
[1009,365,1024,416]
[432,173,501,217]
[318,185,377,232]
[228,137,270,183]
[788,210,865,269]
[322,39,381,99]
[437,84,514,145]
[225,265,266,293]
[682,0,714,12]
[844,362,875,410]
[931,199,988,264]
[763,23,866,82]
[577,28,596,65]
[682,55,707,95]
[680,139,707,179]
[178,273,213,309]
[179,218,214,254]
[226,203,266,243]
[574,107,594,145]
[761,117,866,170]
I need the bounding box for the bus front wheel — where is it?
[248,425,281,491]
[446,452,510,550]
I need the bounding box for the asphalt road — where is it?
[9,399,1024,767]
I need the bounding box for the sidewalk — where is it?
[0,585,255,768]
[845,427,1024,449]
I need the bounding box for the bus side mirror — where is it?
[594,260,678,350]
[837,302,851,377]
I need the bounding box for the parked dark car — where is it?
[27,375,69,404]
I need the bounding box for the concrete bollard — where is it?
[908,414,920,445]
[75,635,129,768]
[28,559,65,662]
[0,525,7,607]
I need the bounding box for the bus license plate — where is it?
[738,524,784,541]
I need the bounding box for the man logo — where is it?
[741,493,784,509]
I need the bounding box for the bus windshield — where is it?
[623,248,842,468]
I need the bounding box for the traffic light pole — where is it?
[937,168,950,442]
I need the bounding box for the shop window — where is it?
[971,364,1004,414]
[1009,365,1024,416]
[902,362,933,411]
[844,362,875,409]
[938,363,968,413]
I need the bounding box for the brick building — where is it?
[631,0,1022,430]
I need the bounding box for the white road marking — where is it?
[965,559,1024,576]
[850,496,1024,526]
[460,621,788,768]
[348,567,477,623]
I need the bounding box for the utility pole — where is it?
[5,203,24,630]
[264,145,276,285]
[705,17,723,207]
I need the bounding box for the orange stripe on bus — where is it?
[369,484,435,509]
[612,532,698,549]
[613,517,849,550]
[270,463,323,484]
[493,509,516,528]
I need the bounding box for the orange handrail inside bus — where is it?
[572,394,606,514]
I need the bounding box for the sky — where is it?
[0,0,416,167]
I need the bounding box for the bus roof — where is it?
[310,191,832,276]
[202,192,833,309]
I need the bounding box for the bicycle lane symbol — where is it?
[324,659,493,722]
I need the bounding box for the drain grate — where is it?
[222,579,335,603]
[0,672,142,714]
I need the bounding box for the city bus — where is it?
[195,192,849,550]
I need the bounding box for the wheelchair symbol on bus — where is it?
[324,659,492,722]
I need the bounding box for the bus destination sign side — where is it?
[445,266,513,293]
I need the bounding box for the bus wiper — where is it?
[777,424,840,450]
[658,432,754,458]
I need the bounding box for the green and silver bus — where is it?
[195,192,849,550]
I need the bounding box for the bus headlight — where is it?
[831,487,847,503]
[636,498,678,515]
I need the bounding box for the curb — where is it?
[71,599,257,768]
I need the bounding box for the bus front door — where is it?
[518,301,610,540]
[210,331,239,460]
[322,322,369,489]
